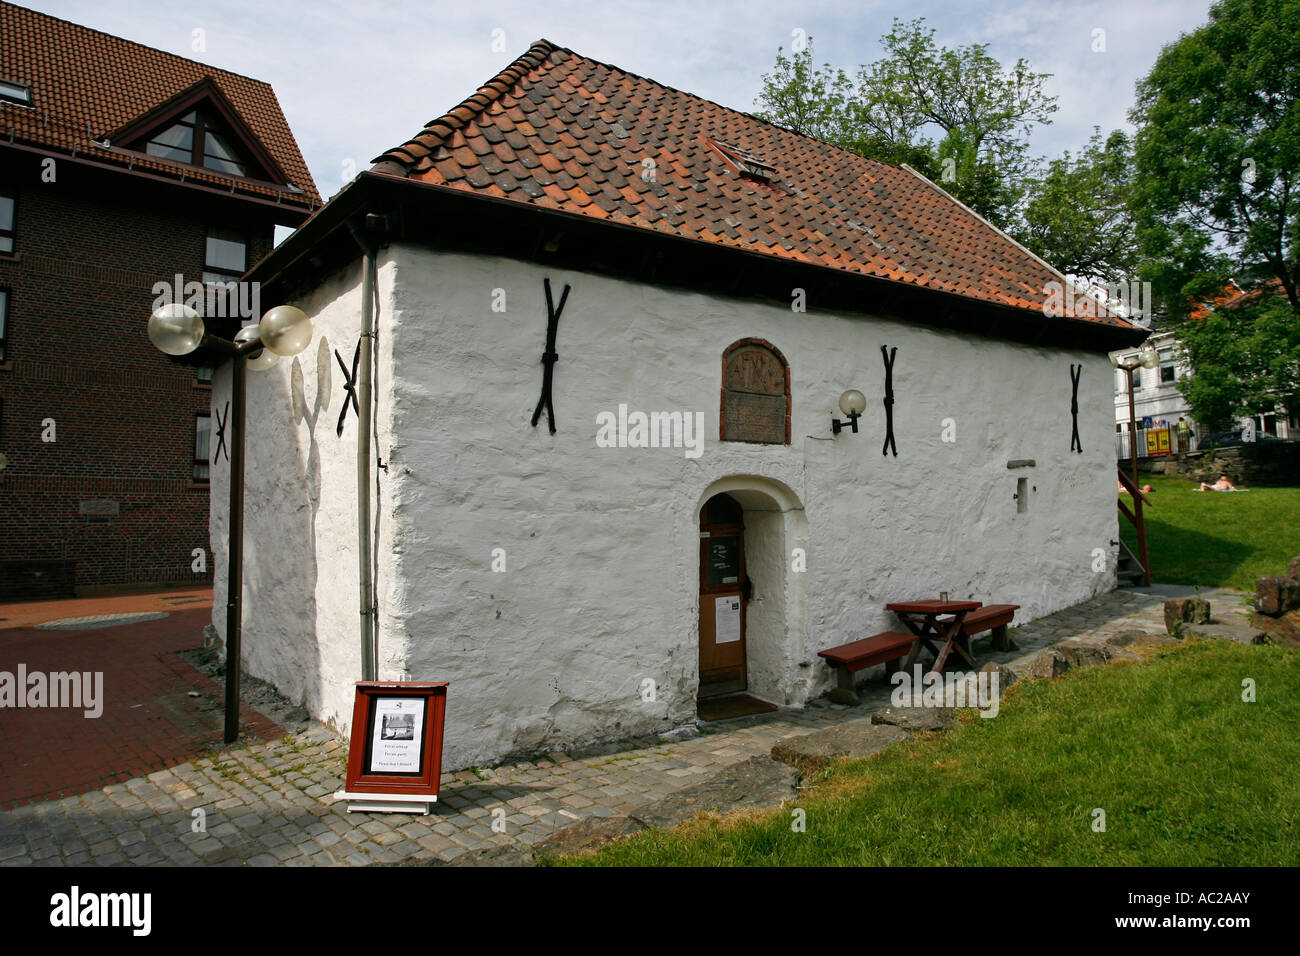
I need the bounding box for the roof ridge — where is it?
[0,1,276,91]
[371,39,561,172]
[370,37,897,178]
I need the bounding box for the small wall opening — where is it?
[1016,477,1028,514]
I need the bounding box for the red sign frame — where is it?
[343,682,447,797]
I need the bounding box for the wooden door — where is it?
[698,493,747,698]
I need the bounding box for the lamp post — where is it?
[1111,343,1159,483]
[148,302,313,743]
[1111,342,1159,587]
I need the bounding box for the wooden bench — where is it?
[818,631,916,705]
[938,604,1020,651]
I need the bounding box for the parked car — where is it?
[1202,429,1286,447]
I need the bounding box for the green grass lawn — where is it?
[550,640,1299,866]
[1119,474,1300,591]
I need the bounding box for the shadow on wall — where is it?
[243,335,332,721]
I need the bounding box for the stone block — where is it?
[1104,629,1179,648]
[1252,610,1300,647]
[1164,597,1211,634]
[870,706,955,733]
[980,661,1018,693]
[1286,555,1300,583]
[770,722,907,774]
[532,816,647,857]
[1180,623,1268,645]
[1009,647,1071,682]
[1255,577,1282,616]
[634,756,800,829]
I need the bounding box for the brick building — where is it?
[0,2,319,598]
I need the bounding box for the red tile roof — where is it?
[373,40,1130,327]
[1187,277,1283,320]
[0,1,319,209]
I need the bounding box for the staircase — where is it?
[1116,465,1152,586]
[1116,539,1145,586]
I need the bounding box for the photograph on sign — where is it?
[368,697,426,774]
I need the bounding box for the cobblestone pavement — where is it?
[0,585,1249,867]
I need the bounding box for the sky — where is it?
[22,0,1216,204]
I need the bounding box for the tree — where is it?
[755,19,1057,228]
[1175,290,1300,429]
[754,39,936,172]
[1130,0,1300,318]
[1013,128,1141,286]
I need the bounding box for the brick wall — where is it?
[0,149,290,597]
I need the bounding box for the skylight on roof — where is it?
[0,80,32,107]
[707,138,775,182]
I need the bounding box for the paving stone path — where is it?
[0,585,1250,867]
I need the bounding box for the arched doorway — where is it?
[693,476,809,712]
[698,492,748,698]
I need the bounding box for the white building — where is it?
[1110,329,1201,459]
[210,40,1147,768]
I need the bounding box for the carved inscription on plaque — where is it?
[721,340,789,444]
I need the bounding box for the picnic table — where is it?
[885,599,982,674]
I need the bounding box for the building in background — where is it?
[0,1,319,598]
[1110,329,1200,461]
[1111,279,1297,463]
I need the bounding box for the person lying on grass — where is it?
[1117,481,1154,494]
[1197,475,1247,492]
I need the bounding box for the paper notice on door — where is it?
[715,595,742,644]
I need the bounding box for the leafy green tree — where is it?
[1176,292,1300,429]
[1130,0,1300,317]
[1012,128,1141,286]
[755,19,1057,228]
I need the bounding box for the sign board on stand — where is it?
[333,682,447,814]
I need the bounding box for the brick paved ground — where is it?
[0,588,281,809]
[0,588,213,631]
[0,585,1249,866]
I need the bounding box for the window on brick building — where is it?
[0,191,14,254]
[194,414,211,482]
[142,108,249,177]
[720,339,790,444]
[196,366,214,385]
[203,227,246,287]
[0,81,31,107]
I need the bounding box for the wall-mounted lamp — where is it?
[832,389,866,435]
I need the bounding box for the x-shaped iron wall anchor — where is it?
[531,278,571,435]
[336,342,361,437]
[881,345,898,457]
[1070,364,1083,453]
[213,401,230,464]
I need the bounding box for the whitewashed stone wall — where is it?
[210,256,404,735]
[216,243,1120,769]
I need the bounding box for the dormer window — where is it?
[0,80,31,106]
[142,108,247,177]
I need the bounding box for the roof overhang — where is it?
[0,138,313,225]
[249,170,1151,353]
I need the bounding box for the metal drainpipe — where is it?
[348,221,377,681]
